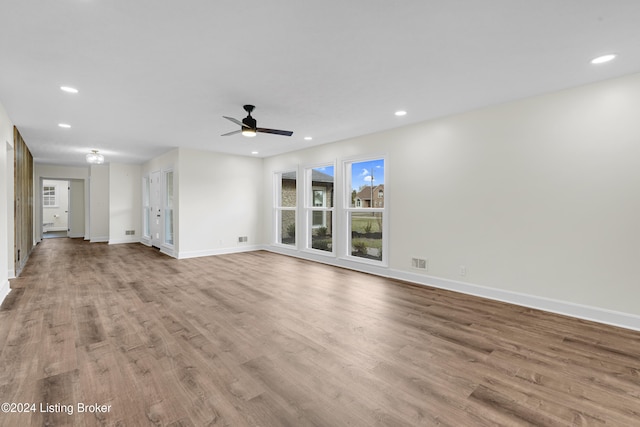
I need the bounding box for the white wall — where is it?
[89,164,109,242]
[177,148,262,258]
[262,72,640,329]
[0,100,12,301]
[109,163,142,244]
[34,164,90,241]
[68,180,85,238]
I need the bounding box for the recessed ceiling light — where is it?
[304,136,312,141]
[60,86,78,93]
[590,54,616,64]
[58,123,71,128]
[251,151,259,155]
[395,110,407,116]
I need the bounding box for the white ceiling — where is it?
[1,1,640,166]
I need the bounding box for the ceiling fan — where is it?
[222,105,293,137]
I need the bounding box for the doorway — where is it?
[40,178,85,239]
[42,179,69,238]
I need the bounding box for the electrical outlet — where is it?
[459,265,467,277]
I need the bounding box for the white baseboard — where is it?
[8,269,16,280]
[263,246,640,332]
[43,226,67,232]
[109,237,141,245]
[160,244,176,258]
[0,280,10,306]
[178,245,262,260]
[90,236,109,243]
[390,269,640,332]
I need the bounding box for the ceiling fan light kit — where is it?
[223,105,293,138]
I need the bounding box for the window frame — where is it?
[343,155,388,266]
[274,170,298,248]
[163,169,174,247]
[304,163,336,256]
[43,185,58,208]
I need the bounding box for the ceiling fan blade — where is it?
[223,116,249,128]
[221,129,242,136]
[256,127,293,136]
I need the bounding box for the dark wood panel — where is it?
[1,238,639,426]
[13,126,33,276]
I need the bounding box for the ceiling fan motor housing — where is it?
[222,104,293,137]
[242,116,257,129]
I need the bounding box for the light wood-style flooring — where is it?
[1,238,640,426]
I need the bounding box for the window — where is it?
[345,158,386,263]
[306,165,334,253]
[164,170,174,246]
[312,190,326,226]
[43,185,57,207]
[275,171,297,246]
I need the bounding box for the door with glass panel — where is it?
[149,170,161,247]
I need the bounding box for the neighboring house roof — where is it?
[282,170,334,183]
[355,184,384,201]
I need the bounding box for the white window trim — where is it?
[311,187,328,228]
[342,155,388,267]
[162,169,175,248]
[274,170,298,248]
[43,184,58,208]
[303,163,336,256]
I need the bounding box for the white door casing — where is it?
[150,170,162,247]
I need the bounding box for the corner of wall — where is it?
[0,280,10,306]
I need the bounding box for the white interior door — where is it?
[149,170,162,247]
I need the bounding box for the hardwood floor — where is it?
[1,238,639,426]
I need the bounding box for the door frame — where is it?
[40,178,70,236]
[149,170,162,248]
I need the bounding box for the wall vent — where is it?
[411,258,427,270]
[238,236,248,243]
[125,230,135,236]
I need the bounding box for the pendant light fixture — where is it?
[86,150,104,164]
